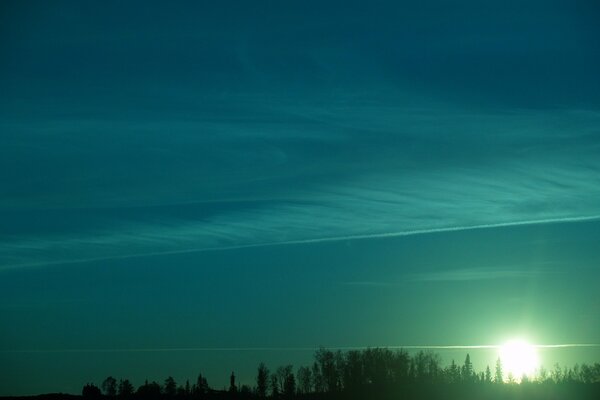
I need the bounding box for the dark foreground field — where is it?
[3,382,600,400]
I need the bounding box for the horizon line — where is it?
[3,344,600,353]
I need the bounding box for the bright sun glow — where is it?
[499,339,539,381]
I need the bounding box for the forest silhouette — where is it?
[11,347,600,400]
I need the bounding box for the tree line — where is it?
[81,347,600,400]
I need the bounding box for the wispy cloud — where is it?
[407,267,561,282]
[340,265,561,287]
[339,281,397,287]
[2,213,599,271]
[1,104,600,269]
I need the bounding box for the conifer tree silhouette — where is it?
[494,357,504,383]
[256,363,270,399]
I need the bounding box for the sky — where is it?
[1,0,600,395]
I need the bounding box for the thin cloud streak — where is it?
[339,281,397,287]
[406,267,560,282]
[2,214,600,270]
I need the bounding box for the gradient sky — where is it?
[1,0,600,395]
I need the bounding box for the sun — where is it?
[499,339,539,381]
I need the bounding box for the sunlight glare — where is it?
[499,339,539,381]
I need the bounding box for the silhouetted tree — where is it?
[311,362,323,393]
[413,351,426,381]
[256,363,270,399]
[274,365,294,395]
[552,363,563,383]
[429,352,442,381]
[538,366,549,383]
[118,379,134,399]
[447,360,460,383]
[478,371,485,383]
[391,349,411,384]
[240,384,252,399]
[102,376,117,397]
[164,376,177,397]
[364,348,392,386]
[314,348,341,392]
[507,371,515,384]
[136,380,161,399]
[283,369,296,398]
[579,364,595,383]
[82,383,102,399]
[72,348,600,400]
[297,366,312,394]
[461,354,473,382]
[342,350,363,390]
[494,357,503,383]
[270,373,280,398]
[194,373,209,397]
[229,371,237,393]
[591,363,600,382]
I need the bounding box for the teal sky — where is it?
[1,0,600,395]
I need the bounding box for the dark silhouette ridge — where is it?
[2,348,599,400]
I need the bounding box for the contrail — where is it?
[3,214,600,270]
[3,344,600,353]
